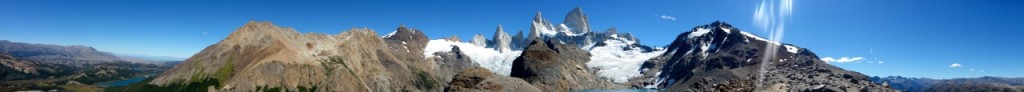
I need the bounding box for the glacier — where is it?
[423,39,522,76]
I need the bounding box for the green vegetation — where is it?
[254,85,318,92]
[108,77,221,92]
[296,86,318,92]
[214,56,234,85]
[414,70,440,89]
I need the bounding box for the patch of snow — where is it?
[721,27,732,34]
[644,71,665,89]
[533,21,559,37]
[423,39,522,75]
[739,31,781,45]
[585,37,667,83]
[687,28,712,38]
[700,43,710,51]
[402,41,407,45]
[784,45,799,53]
[382,30,398,38]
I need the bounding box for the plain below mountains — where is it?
[0,40,179,92]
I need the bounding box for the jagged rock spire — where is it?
[564,7,591,34]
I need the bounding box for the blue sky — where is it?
[1,0,1021,79]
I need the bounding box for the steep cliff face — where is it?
[564,7,591,34]
[149,21,445,92]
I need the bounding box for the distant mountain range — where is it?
[128,7,896,92]
[871,76,1024,92]
[0,40,177,92]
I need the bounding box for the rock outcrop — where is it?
[471,34,487,47]
[430,46,479,83]
[509,39,626,91]
[445,67,540,92]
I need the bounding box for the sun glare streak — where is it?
[755,0,793,90]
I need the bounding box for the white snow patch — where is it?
[423,39,522,75]
[687,28,712,38]
[585,37,667,83]
[533,21,560,37]
[382,30,398,38]
[820,57,864,63]
[739,31,781,45]
[784,45,799,53]
[721,27,732,34]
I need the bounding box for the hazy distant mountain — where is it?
[115,54,186,62]
[0,40,174,92]
[0,40,122,64]
[871,76,1024,92]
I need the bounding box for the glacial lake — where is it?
[94,75,150,87]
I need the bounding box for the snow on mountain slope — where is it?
[424,39,522,75]
[584,36,666,83]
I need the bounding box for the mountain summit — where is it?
[631,21,894,91]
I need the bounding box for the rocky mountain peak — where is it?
[564,7,591,34]
[634,21,894,91]
[492,25,513,52]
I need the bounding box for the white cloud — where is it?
[970,68,975,71]
[203,32,209,35]
[878,61,885,64]
[659,15,676,21]
[821,57,864,63]
[949,63,962,68]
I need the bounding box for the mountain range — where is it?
[871,76,1024,92]
[109,7,900,92]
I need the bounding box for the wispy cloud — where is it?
[821,57,864,63]
[950,63,962,68]
[203,32,209,35]
[659,15,676,21]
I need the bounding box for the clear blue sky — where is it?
[1,0,1021,79]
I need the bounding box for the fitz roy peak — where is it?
[140,8,896,92]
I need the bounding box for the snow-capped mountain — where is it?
[143,7,895,92]
[629,21,894,91]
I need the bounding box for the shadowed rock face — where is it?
[445,67,540,92]
[510,39,626,91]
[431,46,478,83]
[632,21,896,91]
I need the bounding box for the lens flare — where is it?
[754,0,794,90]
